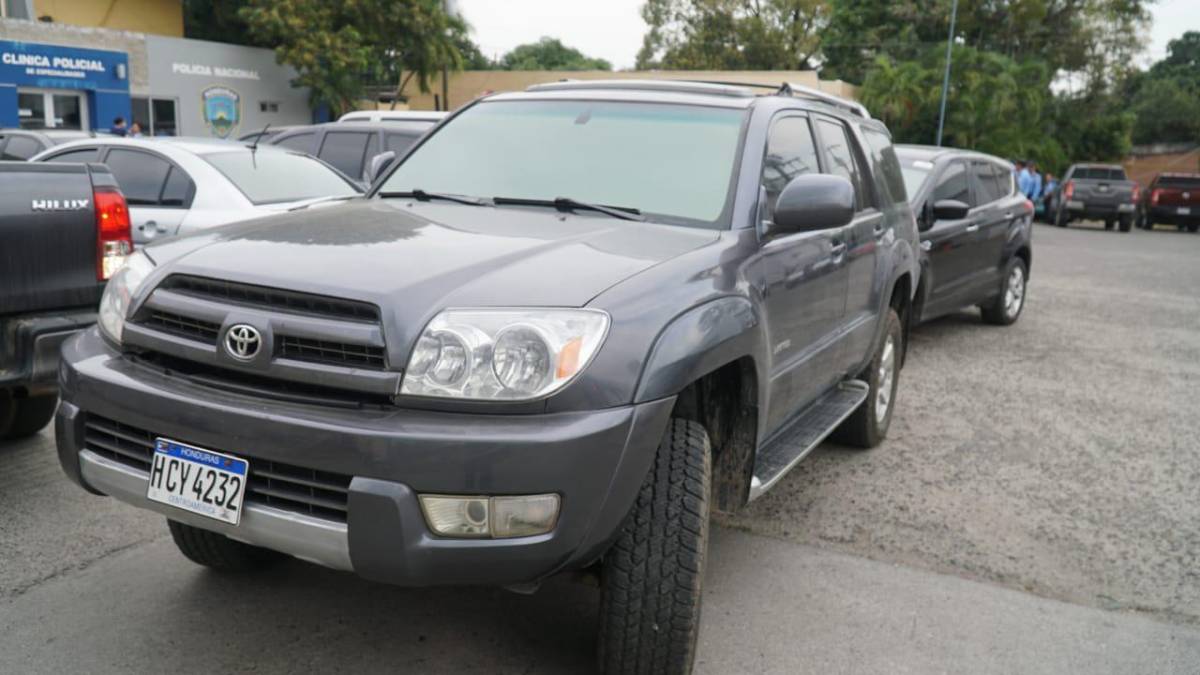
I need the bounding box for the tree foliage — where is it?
[1126,31,1200,145]
[637,0,829,70]
[498,37,611,71]
[239,0,465,115]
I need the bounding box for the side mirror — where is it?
[768,174,855,237]
[931,199,970,222]
[366,150,397,185]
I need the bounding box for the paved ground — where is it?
[2,221,1199,672]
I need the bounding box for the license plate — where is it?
[147,438,249,526]
[1067,200,1084,209]
[1180,207,1191,215]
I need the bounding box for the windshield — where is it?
[379,100,747,227]
[204,151,361,205]
[899,159,933,197]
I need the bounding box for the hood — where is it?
[147,197,717,319]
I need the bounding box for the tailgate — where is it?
[1073,179,1129,206]
[0,162,102,314]
[1154,177,1200,207]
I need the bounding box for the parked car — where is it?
[236,125,299,145]
[0,160,131,439]
[337,110,447,124]
[54,80,918,674]
[896,145,1033,325]
[267,118,444,185]
[1138,172,1200,232]
[0,128,108,160]
[31,137,361,245]
[1047,163,1139,231]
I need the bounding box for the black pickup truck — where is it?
[1,162,132,439]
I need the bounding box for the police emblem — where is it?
[201,86,241,139]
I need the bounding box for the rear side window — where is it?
[860,126,907,205]
[318,131,371,180]
[2,136,44,160]
[933,161,970,205]
[761,116,820,218]
[970,161,1004,205]
[274,132,315,153]
[815,117,871,211]
[103,149,172,206]
[160,166,194,207]
[988,163,1012,198]
[44,147,100,164]
[385,133,418,154]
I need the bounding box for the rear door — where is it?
[97,148,192,244]
[972,161,1019,286]
[0,163,100,314]
[922,159,978,313]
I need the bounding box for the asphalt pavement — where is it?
[2,220,1199,673]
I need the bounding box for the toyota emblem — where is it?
[224,324,262,361]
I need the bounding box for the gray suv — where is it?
[55,80,918,674]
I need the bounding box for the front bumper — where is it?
[56,328,675,586]
[1,307,95,394]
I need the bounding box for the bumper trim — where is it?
[79,448,353,571]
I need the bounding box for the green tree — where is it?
[182,0,266,47]
[1126,31,1200,145]
[498,37,611,71]
[239,0,465,115]
[637,0,828,70]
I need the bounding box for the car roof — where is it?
[338,110,448,122]
[1158,172,1200,178]
[895,144,1009,164]
[36,135,297,157]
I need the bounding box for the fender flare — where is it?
[634,296,763,403]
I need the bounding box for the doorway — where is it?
[17,89,89,130]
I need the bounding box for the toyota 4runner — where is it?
[55,80,918,674]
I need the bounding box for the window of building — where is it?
[130,97,179,136]
[260,101,280,113]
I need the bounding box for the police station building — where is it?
[0,9,313,139]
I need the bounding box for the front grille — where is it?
[84,415,352,522]
[144,311,221,343]
[161,275,380,323]
[278,336,386,369]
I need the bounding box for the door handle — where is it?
[873,223,887,238]
[965,223,980,233]
[1004,212,1014,219]
[830,241,847,260]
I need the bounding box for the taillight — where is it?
[1131,183,1140,203]
[95,187,133,281]
[1064,181,1074,199]
[1151,189,1161,206]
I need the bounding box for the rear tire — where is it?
[982,257,1028,326]
[1,394,58,440]
[830,308,902,449]
[1119,214,1132,232]
[1104,219,1115,231]
[1055,207,1068,227]
[598,419,711,675]
[167,519,284,572]
[1189,224,1199,234]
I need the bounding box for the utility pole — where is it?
[441,0,456,111]
[936,0,959,147]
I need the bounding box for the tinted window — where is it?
[860,127,906,205]
[203,150,360,205]
[103,149,171,205]
[2,135,44,160]
[761,116,820,217]
[1158,175,1200,189]
[362,132,379,181]
[44,147,99,164]
[970,161,1004,205]
[989,163,1012,198]
[274,132,315,153]
[318,131,371,179]
[160,166,193,207]
[933,161,970,205]
[1074,167,1127,180]
[385,133,417,154]
[380,100,746,227]
[815,118,868,211]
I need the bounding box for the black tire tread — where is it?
[831,308,902,449]
[167,519,282,572]
[1,394,57,440]
[982,258,1028,326]
[598,419,711,675]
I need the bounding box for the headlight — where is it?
[97,250,155,344]
[400,309,609,400]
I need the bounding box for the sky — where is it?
[455,0,1199,71]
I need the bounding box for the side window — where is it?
[160,166,194,207]
[761,116,820,217]
[274,132,315,153]
[44,147,100,164]
[860,126,906,206]
[989,163,1012,198]
[385,133,417,155]
[362,133,380,181]
[102,149,172,206]
[933,161,970,205]
[317,131,371,180]
[2,135,44,160]
[815,118,871,211]
[969,161,1003,205]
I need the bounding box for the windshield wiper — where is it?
[378,189,489,206]
[492,196,645,222]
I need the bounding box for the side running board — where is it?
[748,380,869,501]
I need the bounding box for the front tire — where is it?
[0,394,58,440]
[982,257,1028,326]
[1055,207,1068,227]
[830,308,902,449]
[598,419,711,675]
[167,519,284,572]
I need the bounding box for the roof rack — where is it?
[779,82,870,118]
[526,79,756,98]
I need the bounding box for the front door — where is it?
[922,160,979,315]
[759,114,849,435]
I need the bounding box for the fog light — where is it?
[419,495,490,537]
[491,494,560,538]
[418,494,560,539]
